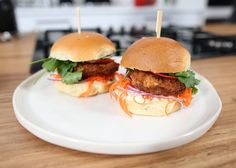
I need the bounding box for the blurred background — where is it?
[0,0,236,73]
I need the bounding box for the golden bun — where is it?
[50,32,116,62]
[114,88,181,116]
[121,37,191,73]
[54,80,114,97]
[126,98,181,116]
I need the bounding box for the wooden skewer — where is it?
[156,10,163,38]
[77,7,81,34]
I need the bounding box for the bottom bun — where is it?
[54,80,114,97]
[114,89,182,116]
[126,97,181,116]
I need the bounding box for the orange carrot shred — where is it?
[109,78,133,117]
[143,95,153,101]
[118,90,132,117]
[50,73,62,80]
[178,88,192,106]
[80,74,114,97]
[80,81,93,97]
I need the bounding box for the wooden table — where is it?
[1,25,236,168]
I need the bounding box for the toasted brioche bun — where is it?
[50,32,116,62]
[114,88,181,116]
[121,37,191,73]
[126,97,181,116]
[54,80,114,97]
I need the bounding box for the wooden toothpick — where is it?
[156,10,163,38]
[77,7,81,34]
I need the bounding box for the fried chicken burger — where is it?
[42,32,119,97]
[110,37,200,116]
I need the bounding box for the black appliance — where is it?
[208,0,234,6]
[0,0,17,33]
[59,0,74,5]
[84,0,111,4]
[30,27,236,74]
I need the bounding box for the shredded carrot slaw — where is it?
[109,76,132,117]
[80,81,94,97]
[80,74,115,97]
[178,88,192,106]
[50,73,62,80]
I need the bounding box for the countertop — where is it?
[1,24,236,167]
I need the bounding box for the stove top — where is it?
[31,27,236,73]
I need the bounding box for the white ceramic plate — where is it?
[13,62,222,155]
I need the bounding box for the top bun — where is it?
[121,37,191,73]
[50,32,116,62]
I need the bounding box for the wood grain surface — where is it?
[1,25,236,168]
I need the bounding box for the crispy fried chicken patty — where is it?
[77,60,119,79]
[128,70,186,96]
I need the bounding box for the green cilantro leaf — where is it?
[41,58,83,84]
[192,86,198,94]
[57,61,77,77]
[169,70,200,94]
[31,58,49,65]
[62,71,82,84]
[42,59,58,72]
